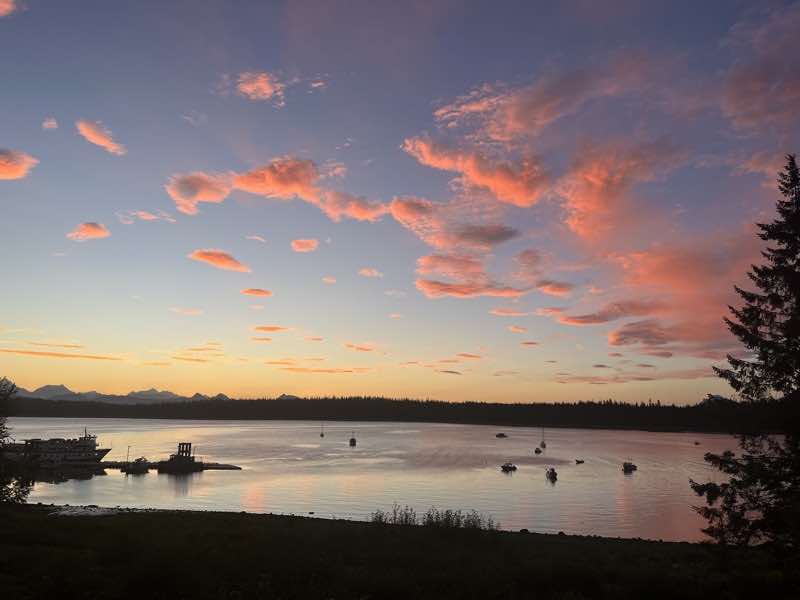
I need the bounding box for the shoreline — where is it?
[9,413,744,436]
[3,503,796,599]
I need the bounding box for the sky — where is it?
[1,0,798,404]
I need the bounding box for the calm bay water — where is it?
[8,417,735,541]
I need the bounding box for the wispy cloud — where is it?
[170,307,203,316]
[291,238,319,252]
[0,348,121,361]
[0,149,38,180]
[75,120,126,155]
[188,249,251,272]
[67,222,111,241]
[358,267,383,278]
[241,288,272,297]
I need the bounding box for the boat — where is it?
[495,433,508,438]
[534,447,542,455]
[156,442,204,474]
[539,428,546,449]
[546,467,558,482]
[1,428,110,468]
[320,423,325,438]
[575,459,585,465]
[500,462,517,473]
[121,457,149,475]
[349,432,357,447]
[622,462,638,473]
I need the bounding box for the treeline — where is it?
[7,395,796,433]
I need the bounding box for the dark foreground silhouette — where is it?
[9,394,796,433]
[2,505,797,599]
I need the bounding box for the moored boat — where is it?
[0,428,110,468]
[622,462,638,473]
[500,462,517,473]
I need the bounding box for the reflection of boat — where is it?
[539,428,546,449]
[349,432,357,447]
[546,467,558,482]
[534,447,542,455]
[575,459,585,465]
[495,433,508,438]
[500,462,517,473]
[622,462,638,474]
[1,428,110,468]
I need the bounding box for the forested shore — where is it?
[8,394,796,434]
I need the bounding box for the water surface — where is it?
[8,417,734,541]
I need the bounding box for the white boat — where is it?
[1,428,110,468]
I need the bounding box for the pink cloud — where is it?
[0,0,17,17]
[322,276,336,284]
[291,238,319,253]
[535,280,574,296]
[402,136,549,207]
[358,267,383,278]
[389,196,515,252]
[246,234,266,243]
[489,307,530,317]
[434,54,652,142]
[233,157,319,202]
[508,325,527,333]
[42,117,58,130]
[251,337,272,342]
[0,348,120,361]
[456,353,481,360]
[188,249,250,272]
[254,325,289,332]
[721,4,800,132]
[241,288,272,297]
[345,342,374,352]
[67,222,111,241]
[416,279,527,299]
[558,299,668,326]
[235,71,286,105]
[315,190,387,222]
[75,120,126,155]
[557,138,685,240]
[0,149,38,180]
[521,341,539,347]
[117,209,175,224]
[165,172,232,215]
[416,254,484,279]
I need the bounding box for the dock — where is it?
[102,461,241,471]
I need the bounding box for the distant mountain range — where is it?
[15,385,231,405]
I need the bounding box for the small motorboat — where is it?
[622,462,638,473]
[546,467,558,482]
[575,459,585,465]
[694,441,700,446]
[534,447,542,455]
[495,433,508,438]
[500,462,517,473]
[349,432,357,447]
[121,457,149,475]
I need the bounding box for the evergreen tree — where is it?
[691,155,800,552]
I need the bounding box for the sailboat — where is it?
[539,428,546,449]
[320,423,325,438]
[349,432,357,447]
